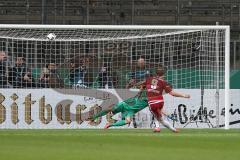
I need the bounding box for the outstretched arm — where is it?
[169,90,190,98]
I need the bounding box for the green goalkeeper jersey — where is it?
[112,90,148,114]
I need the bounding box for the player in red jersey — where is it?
[145,67,190,133]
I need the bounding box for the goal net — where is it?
[0,25,230,129]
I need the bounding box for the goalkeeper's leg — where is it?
[105,117,131,129]
[104,112,132,129]
[91,109,110,120]
[90,103,121,121]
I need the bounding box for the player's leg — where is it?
[153,117,160,131]
[156,105,178,133]
[105,118,131,128]
[159,115,178,132]
[150,101,178,132]
[91,107,112,120]
[90,102,123,121]
[150,104,163,132]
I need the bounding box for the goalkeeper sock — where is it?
[92,110,108,120]
[160,119,176,132]
[109,120,127,127]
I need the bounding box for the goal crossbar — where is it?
[0,24,230,30]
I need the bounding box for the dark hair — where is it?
[156,66,166,76]
[16,53,24,57]
[47,62,56,68]
[16,54,25,61]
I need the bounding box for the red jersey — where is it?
[145,76,172,102]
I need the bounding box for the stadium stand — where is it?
[0,1,239,43]
[0,0,239,88]
[0,0,239,26]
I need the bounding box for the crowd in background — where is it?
[0,50,149,89]
[0,51,120,89]
[0,51,38,88]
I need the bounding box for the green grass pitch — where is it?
[0,129,239,160]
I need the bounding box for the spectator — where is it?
[39,62,64,88]
[39,65,49,88]
[69,59,88,88]
[126,57,151,89]
[98,63,113,88]
[0,51,8,88]
[9,54,35,88]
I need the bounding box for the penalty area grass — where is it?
[0,129,239,160]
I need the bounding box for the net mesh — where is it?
[0,28,225,89]
[0,27,226,128]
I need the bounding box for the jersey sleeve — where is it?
[163,81,172,93]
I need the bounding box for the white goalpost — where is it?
[0,25,230,129]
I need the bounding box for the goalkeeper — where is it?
[89,89,148,129]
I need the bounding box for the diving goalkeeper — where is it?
[89,89,148,129]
